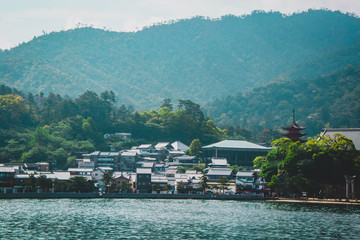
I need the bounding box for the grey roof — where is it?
[90,151,100,156]
[236,171,254,177]
[174,155,198,160]
[207,168,232,176]
[202,140,272,150]
[171,141,190,151]
[155,142,171,150]
[211,158,228,166]
[321,128,360,151]
[137,144,154,149]
[136,168,152,174]
[121,151,138,157]
[108,152,120,156]
[99,152,110,157]
[0,167,17,173]
[142,162,154,168]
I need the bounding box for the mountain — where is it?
[1,10,360,109]
[204,64,360,137]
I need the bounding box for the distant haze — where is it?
[1,0,360,50]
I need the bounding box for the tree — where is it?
[190,139,202,157]
[26,174,37,192]
[69,176,95,193]
[36,175,53,193]
[261,135,360,197]
[199,173,209,193]
[191,164,206,173]
[218,176,229,194]
[164,184,172,193]
[102,171,115,193]
[176,181,186,193]
[177,99,204,122]
[53,179,68,192]
[119,180,131,193]
[152,183,163,193]
[160,98,173,111]
[0,94,32,128]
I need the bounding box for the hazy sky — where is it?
[1,0,359,50]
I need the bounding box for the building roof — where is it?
[168,150,185,155]
[44,171,71,180]
[155,142,171,150]
[211,158,228,166]
[202,140,272,150]
[108,152,120,156]
[0,167,17,173]
[207,168,232,176]
[174,155,198,161]
[171,141,190,151]
[142,162,154,168]
[68,168,93,172]
[236,171,254,177]
[136,168,152,174]
[113,171,131,179]
[137,144,154,149]
[96,167,113,172]
[99,152,111,157]
[321,128,360,150]
[90,151,100,156]
[121,151,138,157]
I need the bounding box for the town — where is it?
[0,136,272,196]
[1,127,359,200]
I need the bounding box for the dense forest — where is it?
[1,10,360,109]
[0,85,234,169]
[205,64,360,137]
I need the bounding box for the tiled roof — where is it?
[136,168,152,174]
[236,171,254,177]
[155,142,170,150]
[171,141,189,151]
[207,168,232,176]
[202,140,272,150]
[137,144,153,149]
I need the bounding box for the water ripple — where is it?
[0,199,359,239]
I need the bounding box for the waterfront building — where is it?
[206,168,233,182]
[136,168,152,193]
[202,140,271,167]
[0,166,18,193]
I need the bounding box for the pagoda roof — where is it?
[282,122,306,131]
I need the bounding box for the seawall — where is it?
[0,192,264,200]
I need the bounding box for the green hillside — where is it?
[205,64,360,137]
[1,10,360,109]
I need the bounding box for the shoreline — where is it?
[1,193,360,205]
[266,197,360,206]
[0,192,263,201]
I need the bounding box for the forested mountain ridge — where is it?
[205,64,360,137]
[1,10,360,109]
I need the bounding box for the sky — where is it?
[1,0,359,50]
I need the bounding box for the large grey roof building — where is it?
[202,140,272,167]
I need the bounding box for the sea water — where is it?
[0,199,359,239]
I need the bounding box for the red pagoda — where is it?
[281,109,306,142]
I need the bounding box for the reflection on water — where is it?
[0,199,359,239]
